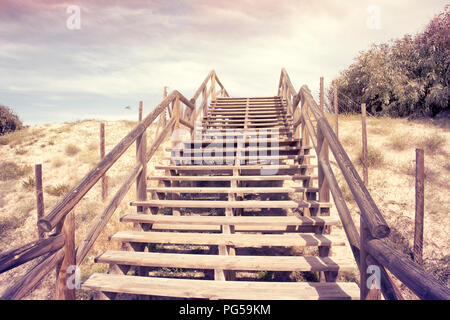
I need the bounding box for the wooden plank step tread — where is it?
[147,175,316,181]
[82,274,359,299]
[130,200,302,209]
[146,186,319,194]
[121,214,340,226]
[96,251,354,272]
[164,155,315,161]
[155,164,314,170]
[110,231,347,247]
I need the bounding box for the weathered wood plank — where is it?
[0,234,64,274]
[96,251,356,272]
[110,230,347,247]
[82,274,360,300]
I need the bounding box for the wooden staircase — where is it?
[82,96,360,300]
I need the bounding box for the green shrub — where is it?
[0,105,22,135]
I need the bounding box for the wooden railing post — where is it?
[317,118,332,282]
[56,210,75,300]
[100,123,107,202]
[360,217,369,299]
[211,72,216,102]
[136,101,147,214]
[334,86,338,138]
[35,164,45,239]
[361,103,368,186]
[320,77,324,112]
[414,148,424,265]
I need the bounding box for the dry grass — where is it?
[0,162,32,181]
[45,183,71,197]
[335,113,450,290]
[65,144,81,156]
[52,157,64,168]
[22,176,36,191]
[418,135,446,153]
[357,146,384,168]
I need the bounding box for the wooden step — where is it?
[155,164,314,171]
[82,274,359,299]
[129,200,302,209]
[121,214,339,226]
[182,138,300,145]
[110,230,347,247]
[96,251,354,272]
[175,146,305,153]
[131,200,330,209]
[165,156,313,164]
[147,186,319,194]
[205,115,293,119]
[147,175,316,181]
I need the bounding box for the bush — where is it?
[45,183,71,197]
[22,176,36,190]
[329,7,450,118]
[0,105,22,135]
[358,146,384,168]
[0,162,32,181]
[65,144,81,156]
[419,135,446,153]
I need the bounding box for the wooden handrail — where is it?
[0,234,64,274]
[37,91,178,232]
[297,84,390,239]
[0,70,228,300]
[367,239,450,300]
[281,68,450,300]
[1,249,65,300]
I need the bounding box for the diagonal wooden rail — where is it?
[279,68,450,300]
[0,68,449,300]
[0,70,227,300]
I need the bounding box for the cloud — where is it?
[0,0,447,124]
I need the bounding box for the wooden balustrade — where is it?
[279,68,450,301]
[0,70,229,300]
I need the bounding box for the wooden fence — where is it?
[0,70,228,300]
[279,68,450,300]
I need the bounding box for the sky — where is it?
[0,0,447,125]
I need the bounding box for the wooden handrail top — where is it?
[192,70,215,102]
[37,90,178,232]
[0,234,64,274]
[299,86,389,239]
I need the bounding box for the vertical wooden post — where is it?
[100,123,107,201]
[334,86,338,138]
[57,210,75,300]
[414,148,424,265]
[317,121,332,282]
[361,103,368,187]
[320,77,324,112]
[35,164,45,239]
[211,72,216,102]
[163,86,168,99]
[136,101,147,214]
[360,217,369,299]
